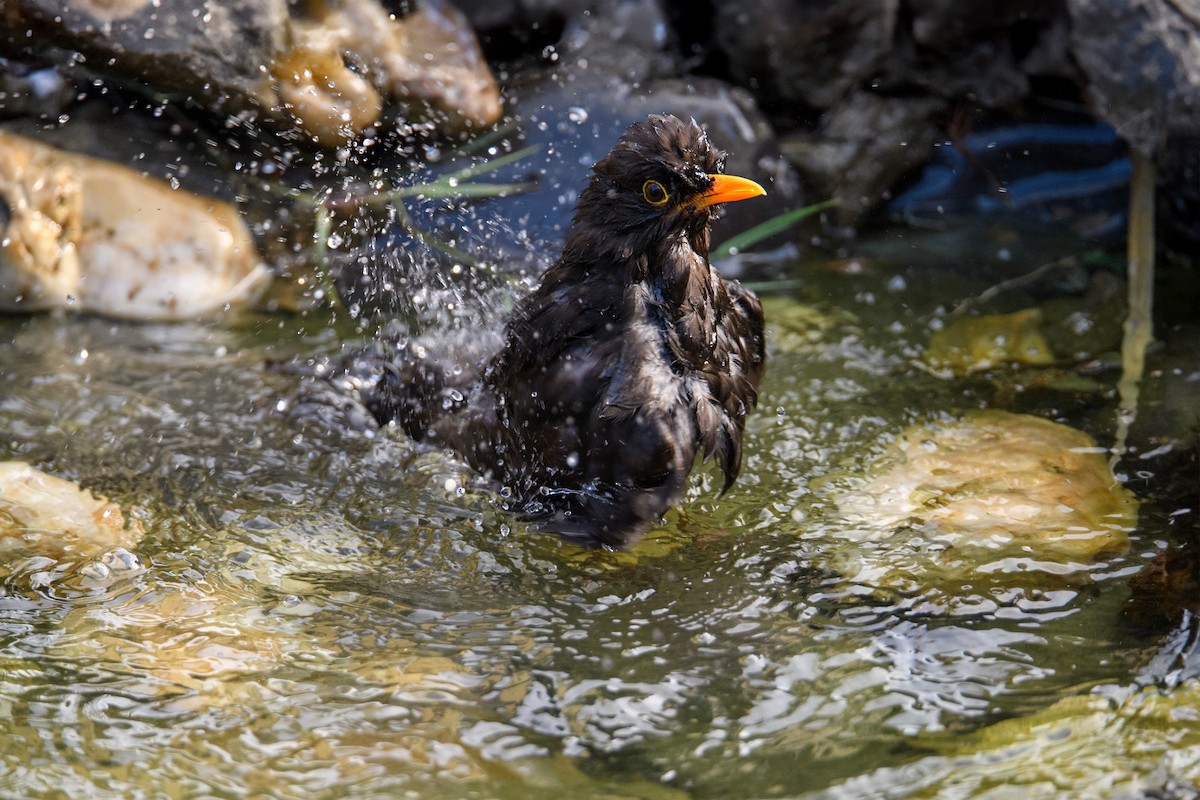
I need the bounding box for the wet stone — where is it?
[0,461,144,563]
[0,129,270,319]
[834,410,1137,572]
[0,0,501,148]
[925,308,1056,377]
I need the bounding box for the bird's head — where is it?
[566,114,766,265]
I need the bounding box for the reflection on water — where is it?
[0,218,1192,798]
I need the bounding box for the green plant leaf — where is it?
[711,199,837,260]
[442,144,541,182]
[390,181,537,200]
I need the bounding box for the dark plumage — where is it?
[356,114,766,548]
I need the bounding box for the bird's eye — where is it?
[642,180,670,206]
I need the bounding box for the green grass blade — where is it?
[390,181,537,200]
[711,199,837,260]
[442,144,541,182]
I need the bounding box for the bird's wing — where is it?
[695,278,766,491]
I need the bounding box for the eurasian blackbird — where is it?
[348,114,766,549]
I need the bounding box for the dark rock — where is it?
[780,92,946,228]
[1160,135,1200,253]
[554,0,679,82]
[0,0,503,147]
[1067,0,1200,155]
[1015,9,1077,81]
[908,0,1060,50]
[0,57,75,120]
[711,0,898,112]
[0,0,288,111]
[449,0,593,35]
[1125,524,1199,630]
[880,35,1031,110]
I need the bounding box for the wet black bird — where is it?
[352,114,766,548]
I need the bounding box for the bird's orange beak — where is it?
[698,173,767,207]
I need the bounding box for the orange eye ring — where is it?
[641,180,670,206]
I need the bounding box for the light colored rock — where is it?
[836,411,1136,564]
[0,461,143,560]
[277,0,502,144]
[270,30,385,148]
[908,680,1200,793]
[0,130,270,319]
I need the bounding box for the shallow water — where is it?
[0,217,1194,798]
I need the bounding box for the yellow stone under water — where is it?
[925,308,1057,376]
[836,410,1137,566]
[914,679,1200,793]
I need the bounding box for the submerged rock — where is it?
[0,460,143,563]
[907,678,1200,793]
[925,308,1057,377]
[0,130,270,319]
[836,411,1136,567]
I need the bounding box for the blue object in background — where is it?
[887,121,1131,247]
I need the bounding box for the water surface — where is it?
[0,217,1192,798]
